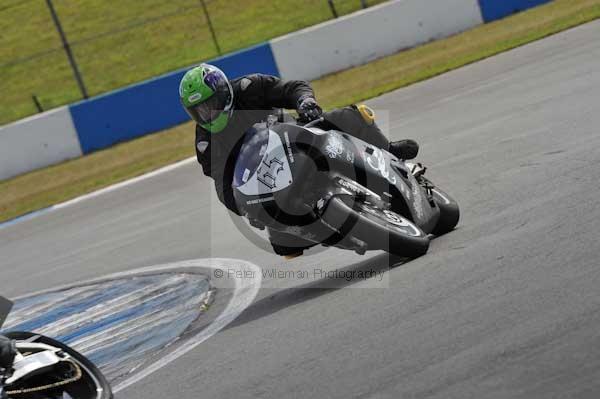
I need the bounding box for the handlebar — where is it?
[301,117,325,129]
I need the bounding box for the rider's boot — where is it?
[269,230,313,260]
[284,251,304,260]
[389,139,419,160]
[271,243,304,260]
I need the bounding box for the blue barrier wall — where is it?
[68,1,554,155]
[478,0,552,22]
[70,42,279,154]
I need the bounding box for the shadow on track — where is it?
[226,253,411,330]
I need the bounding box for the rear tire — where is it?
[321,196,430,258]
[431,187,460,236]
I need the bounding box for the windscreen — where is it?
[233,127,270,188]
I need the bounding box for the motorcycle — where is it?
[0,331,112,399]
[232,111,459,258]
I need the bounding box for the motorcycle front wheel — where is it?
[430,186,460,236]
[4,331,112,399]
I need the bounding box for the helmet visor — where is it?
[186,95,226,124]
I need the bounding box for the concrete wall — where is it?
[0,107,82,180]
[271,0,484,81]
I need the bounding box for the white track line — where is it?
[0,156,196,230]
[8,258,262,394]
[112,258,261,393]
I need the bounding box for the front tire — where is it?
[321,196,430,258]
[431,187,460,236]
[4,331,113,399]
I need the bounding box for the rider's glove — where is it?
[0,335,16,370]
[297,96,322,121]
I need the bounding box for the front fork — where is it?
[407,162,436,207]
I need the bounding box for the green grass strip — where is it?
[0,0,386,125]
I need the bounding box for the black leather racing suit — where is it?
[195,74,390,255]
[195,74,315,216]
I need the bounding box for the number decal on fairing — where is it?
[236,130,293,196]
[257,157,284,189]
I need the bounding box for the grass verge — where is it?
[0,0,385,125]
[2,0,600,223]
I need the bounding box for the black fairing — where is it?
[232,120,440,236]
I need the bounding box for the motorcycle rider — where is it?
[179,63,419,256]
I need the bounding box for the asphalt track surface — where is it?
[2,21,600,398]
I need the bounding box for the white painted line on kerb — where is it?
[7,258,262,394]
[0,156,196,230]
[112,258,262,393]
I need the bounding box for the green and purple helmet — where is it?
[179,64,234,133]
